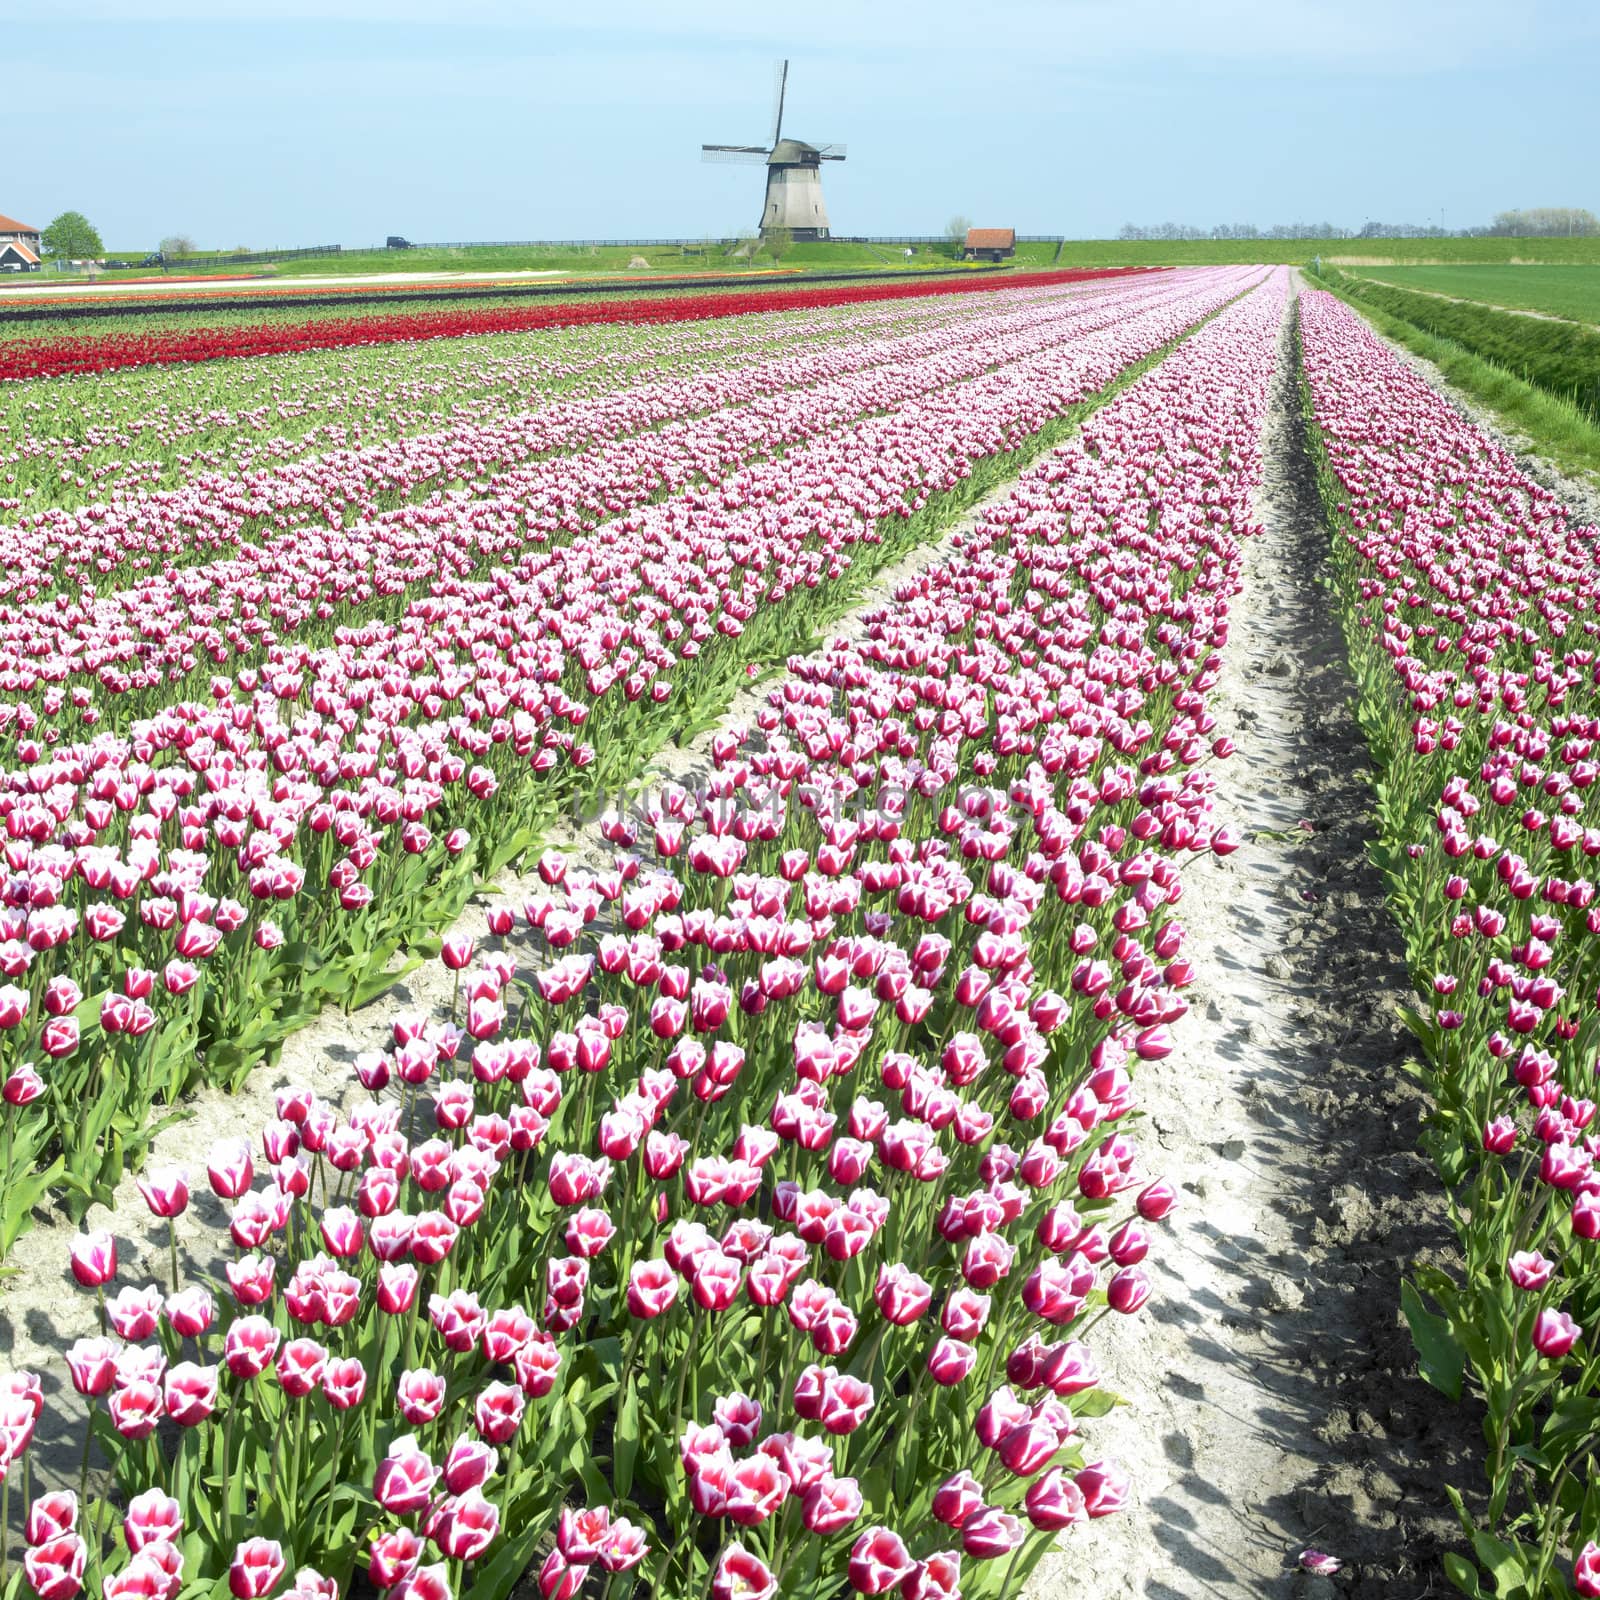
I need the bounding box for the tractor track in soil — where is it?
[1031,286,1481,1599]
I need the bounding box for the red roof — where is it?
[0,214,39,235]
[0,240,39,264]
[965,228,1016,249]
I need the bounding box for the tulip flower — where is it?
[1076,1460,1132,1516]
[1532,1308,1581,1361]
[24,1537,86,1600]
[710,1545,776,1600]
[67,1232,115,1289]
[848,1528,916,1594]
[229,1540,286,1600]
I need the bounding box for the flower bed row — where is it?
[0,281,1089,563]
[0,267,1289,1600]
[1299,288,1600,1598]
[0,271,1155,384]
[0,275,1215,680]
[0,273,1261,1261]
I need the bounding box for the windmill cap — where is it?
[769,138,825,164]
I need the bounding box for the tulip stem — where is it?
[78,1396,96,1507]
[998,1542,1027,1597]
[665,1526,696,1592]
[892,1362,932,1501]
[322,1409,348,1547]
[668,1304,703,1507]
[221,1386,238,1544]
[169,1220,180,1295]
[753,1309,772,1395]
[292,1397,309,1509]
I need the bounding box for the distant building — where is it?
[0,212,42,270]
[963,227,1016,262]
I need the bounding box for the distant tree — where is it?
[945,214,973,248]
[1490,207,1599,237]
[763,225,794,265]
[159,233,196,269]
[40,211,104,262]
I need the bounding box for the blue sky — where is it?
[5,0,1596,249]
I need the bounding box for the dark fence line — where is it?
[159,245,343,269]
[401,239,716,250]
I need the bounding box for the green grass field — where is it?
[1341,265,1600,324]
[257,237,1600,276]
[261,241,975,279]
[46,234,1600,288]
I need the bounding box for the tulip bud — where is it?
[229,1539,286,1600]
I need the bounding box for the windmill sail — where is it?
[771,60,788,149]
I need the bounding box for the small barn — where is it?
[0,212,42,271]
[963,227,1016,262]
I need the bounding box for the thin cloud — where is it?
[6,0,1585,72]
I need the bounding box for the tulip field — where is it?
[1,255,1597,1599]
[0,271,1149,385]
[1301,290,1600,1598]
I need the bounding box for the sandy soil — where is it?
[1029,288,1480,1599]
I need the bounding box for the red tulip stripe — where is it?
[0,270,1154,384]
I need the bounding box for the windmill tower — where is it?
[702,61,847,242]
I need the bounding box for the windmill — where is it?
[702,61,846,242]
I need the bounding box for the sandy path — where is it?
[1028,287,1478,1600]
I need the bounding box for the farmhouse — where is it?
[0,212,42,270]
[963,227,1016,262]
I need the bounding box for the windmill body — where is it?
[703,62,846,242]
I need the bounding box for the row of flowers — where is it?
[0,272,1262,1258]
[0,270,1153,384]
[0,274,1212,666]
[0,266,1289,1600]
[1300,289,1600,1597]
[0,284,1062,548]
